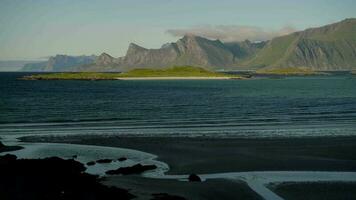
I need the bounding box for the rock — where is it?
[106,164,157,175]
[151,193,186,200]
[118,157,127,162]
[0,142,24,153]
[188,174,201,182]
[87,161,96,166]
[0,154,17,164]
[72,155,78,159]
[96,159,112,164]
[0,155,135,200]
[95,53,116,66]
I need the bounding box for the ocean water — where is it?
[0,72,355,138]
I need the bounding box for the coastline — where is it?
[116,76,237,80]
[20,135,356,174]
[11,135,356,200]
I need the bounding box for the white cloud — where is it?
[166,25,296,42]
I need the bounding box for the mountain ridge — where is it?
[21,18,356,72]
[244,18,356,70]
[22,55,97,72]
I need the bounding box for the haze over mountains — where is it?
[21,18,356,72]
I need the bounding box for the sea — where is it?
[1,72,356,138]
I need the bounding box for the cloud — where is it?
[166,25,296,42]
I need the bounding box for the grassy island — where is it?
[256,67,324,75]
[22,66,243,80]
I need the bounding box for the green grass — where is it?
[22,66,240,80]
[256,67,321,75]
[118,66,232,77]
[22,72,123,80]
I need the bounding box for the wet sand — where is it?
[18,135,356,199]
[270,182,356,200]
[103,176,262,200]
[21,135,356,174]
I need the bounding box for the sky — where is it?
[0,0,355,60]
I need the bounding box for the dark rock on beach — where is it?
[87,161,96,166]
[106,164,157,175]
[151,193,186,200]
[118,157,128,162]
[0,155,135,200]
[96,159,113,164]
[0,154,18,163]
[188,174,202,182]
[0,141,23,153]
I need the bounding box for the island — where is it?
[21,66,243,80]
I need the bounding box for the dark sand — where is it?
[0,141,23,153]
[21,136,356,174]
[270,182,356,200]
[103,176,262,200]
[19,136,356,199]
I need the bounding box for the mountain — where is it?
[20,18,356,72]
[88,35,266,71]
[115,35,233,71]
[21,55,97,72]
[0,60,42,71]
[244,18,356,70]
[225,40,267,60]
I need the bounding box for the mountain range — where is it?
[21,55,97,72]
[21,18,356,72]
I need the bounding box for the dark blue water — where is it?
[1,72,356,138]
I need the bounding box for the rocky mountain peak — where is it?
[98,52,113,58]
[125,43,147,56]
[95,52,115,66]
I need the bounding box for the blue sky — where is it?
[0,0,355,60]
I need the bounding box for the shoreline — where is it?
[4,135,356,200]
[20,76,241,81]
[19,135,356,174]
[116,76,237,80]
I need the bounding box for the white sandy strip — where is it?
[201,171,356,200]
[2,136,356,200]
[116,76,234,80]
[0,136,169,176]
[158,172,356,200]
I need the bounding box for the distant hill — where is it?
[21,55,97,72]
[0,60,41,71]
[20,18,356,72]
[244,18,356,70]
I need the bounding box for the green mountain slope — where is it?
[244,18,356,70]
